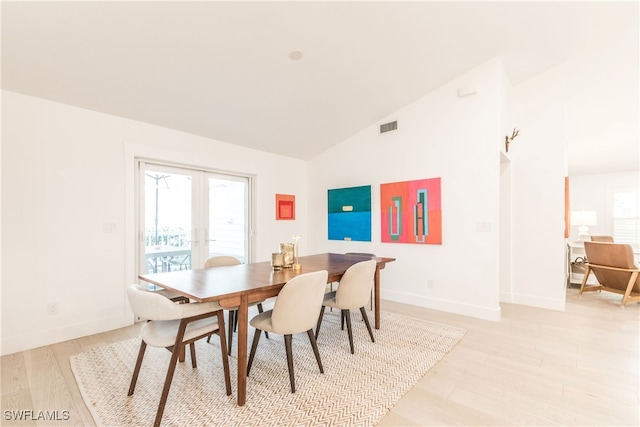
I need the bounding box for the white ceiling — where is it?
[2,1,638,174]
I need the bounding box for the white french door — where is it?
[207,175,250,262]
[137,161,252,275]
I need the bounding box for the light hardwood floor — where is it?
[1,288,638,426]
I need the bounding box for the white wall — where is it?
[568,171,639,243]
[510,65,568,310]
[499,64,513,303]
[565,20,639,176]
[1,90,308,355]
[307,58,509,321]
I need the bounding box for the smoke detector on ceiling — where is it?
[289,49,304,60]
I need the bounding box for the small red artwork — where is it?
[276,194,295,220]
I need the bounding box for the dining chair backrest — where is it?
[127,284,222,321]
[271,270,328,334]
[345,252,375,257]
[204,256,241,268]
[335,260,377,309]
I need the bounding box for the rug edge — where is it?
[70,351,102,426]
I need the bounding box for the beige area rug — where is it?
[71,310,465,426]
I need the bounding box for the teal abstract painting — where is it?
[328,185,372,241]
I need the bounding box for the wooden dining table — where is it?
[138,252,395,406]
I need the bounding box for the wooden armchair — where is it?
[580,242,640,306]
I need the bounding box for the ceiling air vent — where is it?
[379,120,397,134]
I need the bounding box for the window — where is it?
[613,190,639,250]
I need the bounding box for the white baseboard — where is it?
[381,289,502,321]
[509,292,566,311]
[1,313,133,356]
[500,292,515,303]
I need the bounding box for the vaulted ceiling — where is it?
[2,1,638,174]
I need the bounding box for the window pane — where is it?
[144,171,192,273]
[208,177,247,263]
[613,191,639,249]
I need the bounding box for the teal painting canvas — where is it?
[328,185,372,241]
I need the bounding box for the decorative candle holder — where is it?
[292,235,302,270]
[280,243,294,268]
[271,252,284,271]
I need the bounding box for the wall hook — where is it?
[505,128,520,153]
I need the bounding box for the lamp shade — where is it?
[570,211,597,226]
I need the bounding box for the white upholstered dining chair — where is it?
[345,252,376,309]
[315,259,377,354]
[126,284,231,427]
[203,255,268,354]
[246,270,328,393]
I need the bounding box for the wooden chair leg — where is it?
[246,329,262,376]
[189,342,197,368]
[284,334,295,393]
[215,310,232,396]
[621,271,638,306]
[153,321,188,427]
[154,349,180,427]
[360,306,375,343]
[315,306,326,339]
[307,329,324,373]
[178,344,185,363]
[257,303,269,339]
[344,309,354,354]
[579,266,591,295]
[227,310,235,355]
[128,341,147,396]
[330,283,334,312]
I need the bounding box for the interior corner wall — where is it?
[498,63,514,303]
[1,90,308,355]
[308,58,506,321]
[510,65,568,311]
[0,91,3,349]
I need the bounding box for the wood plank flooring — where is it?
[1,288,638,426]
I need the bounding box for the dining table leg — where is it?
[236,294,249,406]
[374,266,381,329]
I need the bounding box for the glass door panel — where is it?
[137,161,252,276]
[208,176,248,263]
[143,168,193,273]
